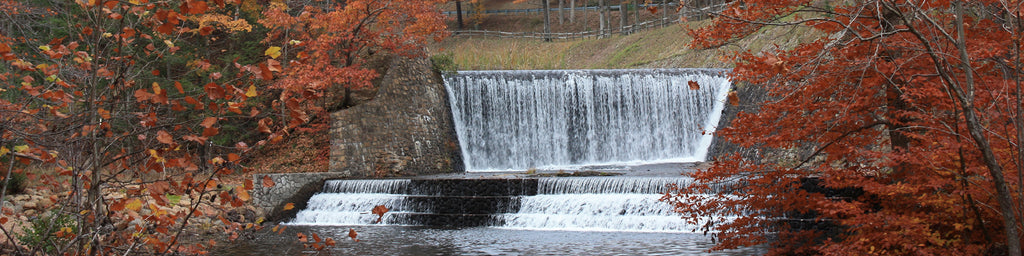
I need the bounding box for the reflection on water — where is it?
[215,225,763,255]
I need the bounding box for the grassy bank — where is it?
[431,21,816,70]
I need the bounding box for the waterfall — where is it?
[444,69,731,172]
[290,177,733,232]
[291,179,418,226]
[493,177,725,232]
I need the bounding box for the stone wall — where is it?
[329,57,463,177]
[251,173,349,222]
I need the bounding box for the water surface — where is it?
[216,225,763,255]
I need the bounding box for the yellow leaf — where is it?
[283,203,295,211]
[129,0,140,4]
[125,198,143,211]
[164,40,175,48]
[38,45,50,51]
[13,145,29,153]
[245,85,258,97]
[265,46,282,59]
[0,147,8,157]
[152,82,162,95]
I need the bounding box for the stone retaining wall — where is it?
[329,57,463,177]
[251,173,348,222]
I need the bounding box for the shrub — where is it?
[430,54,458,74]
[19,210,79,255]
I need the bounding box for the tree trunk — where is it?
[558,0,564,24]
[570,0,575,22]
[619,0,628,35]
[543,0,552,41]
[661,0,667,26]
[633,0,639,28]
[455,0,464,30]
[599,0,606,37]
[950,3,1022,255]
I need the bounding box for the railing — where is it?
[450,17,679,41]
[446,3,730,41]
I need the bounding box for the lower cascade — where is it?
[290,177,730,232]
[443,69,732,171]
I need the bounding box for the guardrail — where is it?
[446,3,729,41]
[450,17,682,41]
[442,4,676,15]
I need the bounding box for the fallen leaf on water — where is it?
[372,205,389,224]
[348,228,359,242]
[688,80,700,90]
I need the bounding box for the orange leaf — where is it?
[283,203,295,211]
[258,118,273,133]
[244,179,254,190]
[296,232,307,243]
[110,199,126,212]
[348,228,359,242]
[312,233,321,243]
[200,117,218,128]
[728,91,739,106]
[372,205,389,224]
[258,63,274,80]
[688,80,700,90]
[237,189,250,201]
[204,82,225,100]
[262,175,275,187]
[267,59,282,72]
[202,127,219,137]
[205,180,219,190]
[134,89,154,102]
[157,130,174,144]
[98,108,111,119]
[325,237,336,246]
[227,153,241,163]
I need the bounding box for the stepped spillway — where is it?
[290,177,732,233]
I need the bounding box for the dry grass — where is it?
[431,20,818,70]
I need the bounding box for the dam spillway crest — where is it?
[443,69,731,171]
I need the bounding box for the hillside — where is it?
[431,19,817,70]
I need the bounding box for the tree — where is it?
[0,0,447,254]
[0,0,270,254]
[257,0,448,129]
[664,1,1024,255]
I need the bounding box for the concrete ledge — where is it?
[251,173,350,222]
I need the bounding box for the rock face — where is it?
[329,57,463,177]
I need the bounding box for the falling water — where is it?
[443,69,731,172]
[494,176,728,232]
[291,177,733,233]
[291,179,417,226]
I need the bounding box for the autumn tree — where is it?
[664,0,1024,255]
[255,0,448,133]
[0,0,278,254]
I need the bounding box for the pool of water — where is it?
[215,225,763,255]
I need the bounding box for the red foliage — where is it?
[253,0,448,134]
[664,1,1024,255]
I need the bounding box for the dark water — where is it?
[215,225,763,255]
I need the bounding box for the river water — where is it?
[215,225,763,255]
